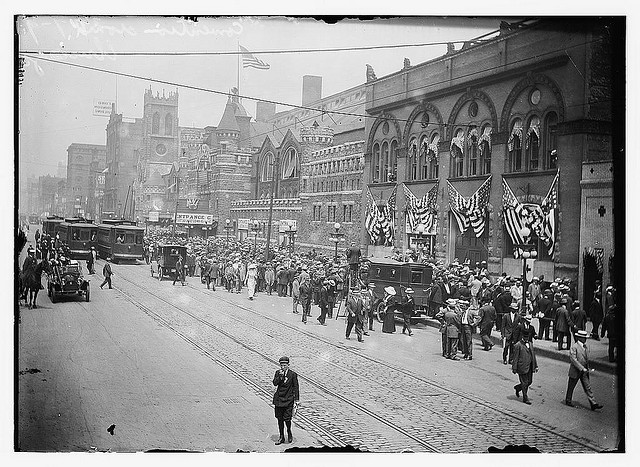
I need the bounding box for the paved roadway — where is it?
[16,230,621,453]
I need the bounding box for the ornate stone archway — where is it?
[402,101,445,145]
[446,89,498,140]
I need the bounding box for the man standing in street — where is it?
[100,258,113,290]
[502,302,520,365]
[272,356,300,445]
[588,293,604,341]
[362,282,375,335]
[565,330,603,411]
[400,288,415,336]
[556,297,575,350]
[345,289,364,342]
[316,280,329,325]
[444,300,461,360]
[536,290,553,340]
[460,302,479,359]
[173,255,186,286]
[299,275,312,324]
[601,304,619,362]
[477,296,496,351]
[512,332,538,405]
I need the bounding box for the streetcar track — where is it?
[111,265,601,452]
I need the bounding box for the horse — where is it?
[22,260,50,309]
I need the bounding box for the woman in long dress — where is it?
[245,263,258,300]
[382,286,398,333]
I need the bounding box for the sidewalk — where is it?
[421,317,618,374]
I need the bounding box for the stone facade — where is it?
[362,19,618,302]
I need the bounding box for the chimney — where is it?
[255,101,276,122]
[302,75,322,106]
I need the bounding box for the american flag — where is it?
[403,182,438,233]
[541,170,559,256]
[364,187,381,244]
[447,176,491,238]
[380,185,397,245]
[502,177,525,248]
[239,45,270,70]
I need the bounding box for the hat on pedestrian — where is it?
[532,276,539,281]
[446,298,457,306]
[278,356,290,364]
[575,330,589,339]
[523,313,533,321]
[405,288,414,294]
[384,286,396,296]
[328,280,336,287]
[368,283,376,289]
[509,302,519,310]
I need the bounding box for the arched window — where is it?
[508,119,523,172]
[390,140,398,182]
[526,116,540,171]
[428,133,439,179]
[152,112,160,134]
[467,126,479,176]
[408,137,418,180]
[260,152,274,182]
[479,124,492,175]
[451,129,465,178]
[382,141,390,182]
[281,147,298,179]
[372,143,380,182]
[164,114,173,136]
[544,112,558,170]
[419,135,429,180]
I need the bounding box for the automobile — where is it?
[151,244,188,281]
[47,259,90,303]
[365,258,433,322]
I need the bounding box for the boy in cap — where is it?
[272,356,300,444]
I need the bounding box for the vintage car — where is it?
[364,258,433,322]
[151,244,188,281]
[47,259,90,303]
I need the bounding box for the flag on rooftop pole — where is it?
[239,45,270,70]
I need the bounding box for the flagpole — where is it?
[237,41,240,95]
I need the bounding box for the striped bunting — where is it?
[403,182,439,233]
[447,176,491,238]
[239,45,270,70]
[364,186,381,244]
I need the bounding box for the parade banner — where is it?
[176,212,214,225]
[447,175,491,238]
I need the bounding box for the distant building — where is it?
[38,175,66,217]
[65,143,106,219]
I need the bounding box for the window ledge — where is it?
[502,169,557,179]
[448,174,492,183]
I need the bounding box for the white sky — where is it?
[17,16,504,179]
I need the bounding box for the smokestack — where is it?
[302,75,322,106]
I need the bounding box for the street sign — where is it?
[93,99,115,117]
[176,212,214,225]
[237,218,249,230]
[525,258,535,282]
[279,219,297,232]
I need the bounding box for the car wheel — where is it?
[375,301,386,323]
[86,286,90,302]
[47,283,51,297]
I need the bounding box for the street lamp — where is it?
[224,218,233,246]
[515,226,538,314]
[329,222,345,261]
[251,220,260,254]
[285,224,297,254]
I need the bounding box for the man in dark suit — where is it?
[536,290,553,340]
[588,294,604,340]
[345,289,365,342]
[512,332,538,405]
[493,287,513,332]
[272,356,300,444]
[477,296,496,351]
[501,302,520,365]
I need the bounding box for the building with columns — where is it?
[361,18,620,304]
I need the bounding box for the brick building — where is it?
[65,143,106,219]
[361,19,620,302]
[231,78,366,254]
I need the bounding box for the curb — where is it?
[421,318,617,375]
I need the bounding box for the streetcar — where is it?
[366,258,434,322]
[151,244,187,281]
[96,219,144,263]
[42,215,64,237]
[56,218,97,260]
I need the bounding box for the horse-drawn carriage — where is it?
[47,259,90,303]
[150,244,187,281]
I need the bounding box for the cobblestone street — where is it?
[17,259,620,452]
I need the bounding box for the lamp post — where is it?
[285,225,297,254]
[515,226,538,314]
[329,222,344,261]
[251,220,260,255]
[224,218,233,246]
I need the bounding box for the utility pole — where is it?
[172,174,180,241]
[264,154,279,262]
